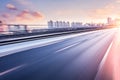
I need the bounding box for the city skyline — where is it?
[0,0,120,26]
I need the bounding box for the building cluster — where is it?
[0,20,28,35]
[0,21,8,34]
[8,25,28,34]
[107,17,120,26]
[0,17,118,35]
[71,22,83,28]
[107,17,115,25]
[48,20,105,29]
[48,20,70,28]
[48,20,84,29]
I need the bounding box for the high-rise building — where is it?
[55,21,59,28]
[48,20,82,29]
[62,21,66,28]
[48,20,54,29]
[55,21,70,28]
[0,21,7,34]
[0,21,4,33]
[59,21,62,28]
[71,22,75,27]
[107,17,113,25]
[71,22,82,28]
[66,22,70,27]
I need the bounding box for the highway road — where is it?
[0,28,119,80]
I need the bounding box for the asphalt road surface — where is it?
[0,28,119,80]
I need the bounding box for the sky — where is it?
[0,0,120,25]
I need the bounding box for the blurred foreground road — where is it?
[0,28,120,80]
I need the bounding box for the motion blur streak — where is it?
[95,28,120,80]
[0,28,119,80]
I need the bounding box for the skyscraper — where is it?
[55,21,59,28]
[48,20,54,29]
[107,17,113,25]
[71,22,82,28]
[66,22,70,27]
[0,21,5,34]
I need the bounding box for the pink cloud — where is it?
[16,10,43,20]
[0,9,44,24]
[6,4,17,10]
[1,13,10,18]
[32,11,43,18]
[17,10,30,19]
[12,10,44,24]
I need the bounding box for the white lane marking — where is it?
[55,42,80,53]
[0,65,25,76]
[95,41,113,80]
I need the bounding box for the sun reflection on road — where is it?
[95,28,120,80]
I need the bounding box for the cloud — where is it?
[1,13,10,18]
[0,8,44,24]
[16,10,43,19]
[31,11,43,18]
[17,9,31,19]
[6,4,17,10]
[88,3,120,20]
[13,10,44,24]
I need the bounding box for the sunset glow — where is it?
[0,0,120,25]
